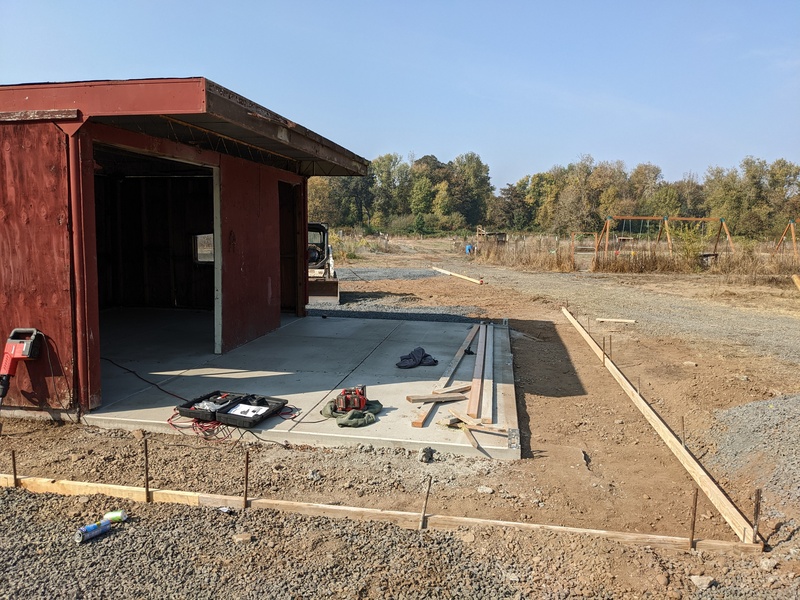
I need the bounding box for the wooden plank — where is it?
[406,393,466,404]
[14,476,147,502]
[596,318,636,324]
[460,424,479,449]
[793,274,800,292]
[425,515,762,554]
[0,109,79,121]
[434,324,480,389]
[448,407,482,426]
[431,266,483,285]
[466,324,487,418]
[433,383,471,394]
[562,306,760,544]
[0,473,760,553]
[461,424,508,436]
[494,324,520,449]
[480,324,495,424]
[412,324,480,429]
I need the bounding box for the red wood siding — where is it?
[0,122,74,409]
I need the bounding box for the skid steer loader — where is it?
[307,222,340,303]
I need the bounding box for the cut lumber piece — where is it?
[434,324,480,390]
[433,383,471,394]
[495,324,520,450]
[431,266,483,285]
[793,274,800,292]
[406,393,466,404]
[480,324,495,424]
[466,324,487,418]
[459,424,508,436]
[448,407,482,426]
[411,403,437,428]
[413,325,480,429]
[0,473,761,554]
[460,424,479,449]
[562,306,760,545]
[437,416,462,426]
[596,318,636,324]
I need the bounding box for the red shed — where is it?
[0,77,367,415]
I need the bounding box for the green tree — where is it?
[448,152,493,226]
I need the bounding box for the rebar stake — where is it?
[419,475,432,530]
[10,449,17,488]
[243,450,250,510]
[143,438,150,503]
[752,488,762,543]
[688,487,699,550]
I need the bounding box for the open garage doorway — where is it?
[93,145,221,406]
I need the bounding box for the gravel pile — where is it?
[707,394,800,517]
[2,487,798,599]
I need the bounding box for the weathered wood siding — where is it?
[0,123,74,409]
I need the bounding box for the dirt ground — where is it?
[2,236,800,596]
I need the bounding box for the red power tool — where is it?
[0,328,42,401]
[334,385,367,412]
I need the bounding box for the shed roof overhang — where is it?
[0,77,369,177]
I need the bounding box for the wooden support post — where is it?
[419,475,432,530]
[10,450,17,488]
[143,439,150,503]
[688,487,699,550]
[480,324,495,424]
[243,450,250,510]
[466,325,487,419]
[752,489,762,543]
[562,307,760,544]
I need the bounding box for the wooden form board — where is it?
[0,473,760,554]
[466,324,487,418]
[561,307,761,545]
[406,393,466,404]
[412,325,479,428]
[479,324,495,424]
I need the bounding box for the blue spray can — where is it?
[74,519,112,543]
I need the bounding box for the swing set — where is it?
[596,216,735,259]
[772,219,798,258]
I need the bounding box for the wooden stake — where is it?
[793,274,800,292]
[688,487,698,550]
[419,475,432,530]
[143,439,150,503]
[752,489,762,543]
[243,450,250,510]
[609,335,612,360]
[596,318,636,324]
[10,450,17,488]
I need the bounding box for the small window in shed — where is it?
[193,234,214,264]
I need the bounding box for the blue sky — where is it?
[1,1,798,188]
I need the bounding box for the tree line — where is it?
[308,153,799,239]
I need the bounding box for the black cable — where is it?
[42,333,77,423]
[100,357,189,401]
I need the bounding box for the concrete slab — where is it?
[85,310,520,459]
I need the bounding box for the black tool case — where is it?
[175,390,236,421]
[215,395,288,428]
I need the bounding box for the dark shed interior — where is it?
[93,146,215,311]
